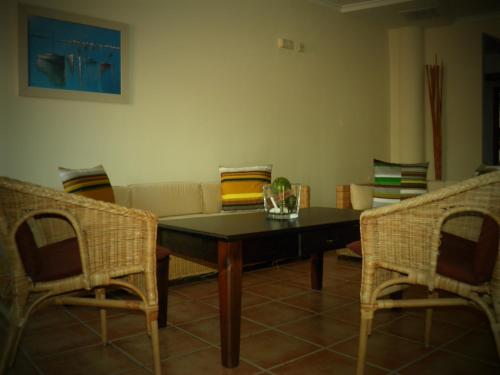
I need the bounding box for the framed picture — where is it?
[18,4,128,103]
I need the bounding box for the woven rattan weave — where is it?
[356,171,500,374]
[0,177,162,374]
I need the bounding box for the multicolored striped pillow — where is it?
[219,165,272,211]
[58,165,115,203]
[372,159,428,208]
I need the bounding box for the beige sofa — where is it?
[113,182,310,280]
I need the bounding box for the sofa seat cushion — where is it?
[437,215,499,285]
[159,209,263,222]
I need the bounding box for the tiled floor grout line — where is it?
[389,328,474,373]
[264,347,326,372]
[107,339,159,370]
[326,346,393,373]
[166,321,222,349]
[167,311,220,326]
[165,320,273,373]
[58,308,166,372]
[6,256,498,374]
[150,322,271,374]
[16,347,44,375]
[404,309,490,331]
[392,324,500,372]
[437,346,500,367]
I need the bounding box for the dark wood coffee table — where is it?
[157,207,360,368]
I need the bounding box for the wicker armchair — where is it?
[356,171,500,375]
[0,177,163,374]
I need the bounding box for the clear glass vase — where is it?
[263,183,301,220]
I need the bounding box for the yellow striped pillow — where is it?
[58,165,115,203]
[220,165,272,211]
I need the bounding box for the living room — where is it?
[1,0,500,374]
[2,0,499,198]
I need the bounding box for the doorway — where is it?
[482,33,500,165]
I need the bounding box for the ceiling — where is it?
[315,0,500,28]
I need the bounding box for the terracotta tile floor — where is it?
[2,251,499,374]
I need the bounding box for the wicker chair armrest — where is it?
[61,196,158,281]
[1,177,158,281]
[360,172,500,272]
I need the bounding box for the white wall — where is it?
[2,0,390,206]
[424,15,500,180]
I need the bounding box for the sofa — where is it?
[0,179,310,283]
[113,181,311,280]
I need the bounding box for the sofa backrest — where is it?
[337,180,459,210]
[201,182,222,214]
[128,182,203,217]
[113,182,223,217]
[113,186,131,207]
[114,182,309,217]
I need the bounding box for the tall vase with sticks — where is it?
[425,55,443,180]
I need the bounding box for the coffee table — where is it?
[157,207,360,368]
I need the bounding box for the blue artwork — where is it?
[28,15,121,94]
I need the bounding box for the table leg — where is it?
[218,240,243,368]
[310,250,324,290]
[156,255,170,328]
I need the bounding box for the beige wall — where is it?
[424,16,500,180]
[0,1,7,175]
[389,26,425,164]
[2,0,390,206]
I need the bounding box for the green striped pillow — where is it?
[372,159,428,208]
[58,165,115,203]
[220,165,272,211]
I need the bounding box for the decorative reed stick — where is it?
[425,54,443,180]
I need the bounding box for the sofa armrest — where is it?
[336,185,352,209]
[300,185,311,208]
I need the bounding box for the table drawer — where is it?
[243,235,299,264]
[300,223,359,255]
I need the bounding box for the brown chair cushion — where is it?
[473,215,499,282]
[16,221,82,282]
[346,240,362,256]
[437,215,499,285]
[156,244,171,261]
[436,232,476,284]
[36,238,83,282]
[31,241,170,282]
[15,222,39,279]
[16,220,170,282]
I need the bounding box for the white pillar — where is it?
[389,26,425,163]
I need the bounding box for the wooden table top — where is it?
[158,207,360,241]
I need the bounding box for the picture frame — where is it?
[18,4,128,103]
